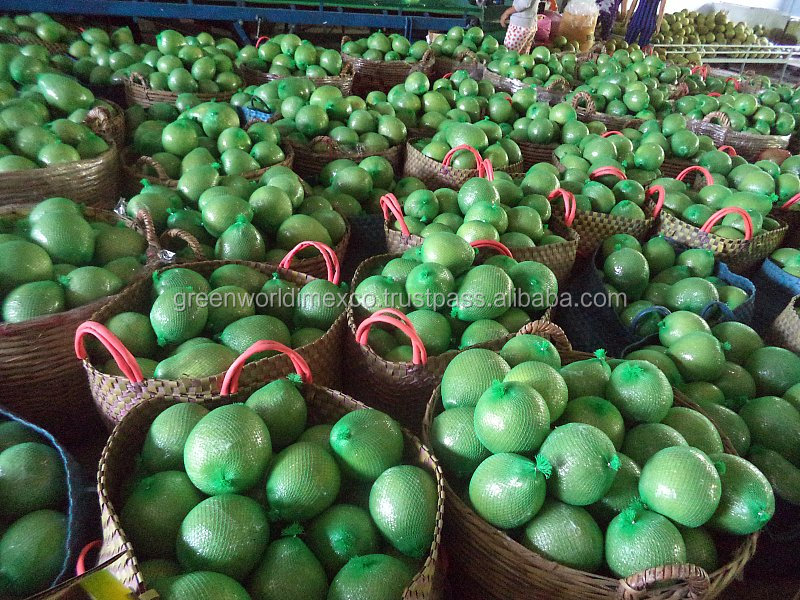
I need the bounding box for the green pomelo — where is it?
[707,453,774,535]
[0,510,67,598]
[694,400,751,456]
[660,407,724,456]
[589,452,640,524]
[405,262,455,311]
[104,312,158,358]
[159,571,250,600]
[0,422,42,452]
[29,212,94,265]
[624,349,682,386]
[245,378,307,450]
[558,396,625,450]
[679,526,718,574]
[0,442,65,520]
[711,321,764,365]
[150,287,208,347]
[744,346,800,397]
[738,396,800,466]
[247,537,327,600]
[140,403,209,473]
[2,281,65,323]
[746,446,800,506]
[621,423,688,468]
[504,361,568,422]
[441,349,510,410]
[500,335,561,369]
[153,343,237,380]
[330,409,403,481]
[560,352,612,400]
[327,554,415,600]
[307,504,379,576]
[667,332,727,382]
[61,266,123,308]
[658,311,711,347]
[473,381,550,455]
[605,360,673,423]
[219,315,291,360]
[420,231,475,276]
[430,406,489,479]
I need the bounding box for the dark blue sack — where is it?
[0,406,96,592]
[751,258,800,336]
[238,99,272,126]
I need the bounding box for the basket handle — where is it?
[690,65,709,80]
[75,540,102,576]
[133,155,170,181]
[543,76,568,91]
[570,91,595,114]
[517,320,572,352]
[781,192,800,210]
[380,193,410,237]
[442,145,485,176]
[645,185,666,218]
[590,166,627,181]
[708,92,721,97]
[74,322,144,384]
[700,207,753,240]
[718,145,737,157]
[702,111,731,127]
[220,341,312,396]
[548,188,577,227]
[620,564,709,599]
[279,241,340,285]
[700,299,737,323]
[255,35,270,47]
[84,106,111,135]
[355,309,428,365]
[481,159,495,181]
[601,131,624,138]
[134,209,160,252]
[129,71,150,90]
[159,229,206,261]
[725,76,742,91]
[628,305,671,333]
[470,239,512,257]
[676,165,713,187]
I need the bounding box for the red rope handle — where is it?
[718,145,737,157]
[255,36,270,48]
[646,185,666,218]
[279,241,340,285]
[781,192,800,210]
[76,540,101,576]
[220,341,312,396]
[589,166,627,181]
[470,239,513,257]
[74,322,143,383]
[380,193,411,237]
[708,91,721,97]
[548,188,577,227]
[601,131,624,137]
[481,159,495,181]
[355,310,428,365]
[676,165,713,187]
[442,72,452,79]
[691,65,709,80]
[701,207,753,240]
[442,145,485,176]
[725,77,741,91]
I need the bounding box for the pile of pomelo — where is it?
[0,418,71,598]
[676,91,797,137]
[0,197,147,324]
[62,26,149,87]
[128,101,286,178]
[0,72,113,172]
[120,389,438,599]
[621,319,800,508]
[237,33,344,79]
[430,25,499,62]
[353,231,558,355]
[0,12,74,44]
[126,164,347,263]
[599,235,751,337]
[341,31,429,64]
[771,247,800,276]
[429,343,776,576]
[485,44,571,90]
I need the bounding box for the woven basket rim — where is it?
[0,140,118,177]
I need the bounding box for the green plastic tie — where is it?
[714,460,727,476]
[57,274,70,286]
[211,162,221,169]
[287,372,303,386]
[535,454,552,479]
[282,523,304,537]
[609,454,621,471]
[450,305,459,318]
[140,178,151,188]
[620,498,646,524]
[594,348,607,362]
[722,341,732,351]
[272,272,281,280]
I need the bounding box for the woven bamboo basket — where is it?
[344,253,547,432]
[403,142,523,190]
[766,294,800,353]
[721,128,791,163]
[0,140,120,209]
[0,33,68,53]
[123,72,238,108]
[342,36,435,95]
[432,52,484,79]
[686,112,731,146]
[572,91,643,131]
[0,204,153,440]
[421,322,759,600]
[518,141,557,170]
[381,192,579,285]
[286,135,404,182]
[85,101,126,150]
[120,141,295,197]
[76,248,348,427]
[660,157,693,179]
[240,62,355,95]
[770,194,800,248]
[96,347,445,599]
[482,70,570,103]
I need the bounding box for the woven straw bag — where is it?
[686,112,731,146]
[240,61,355,95]
[342,36,435,95]
[432,52,484,80]
[403,143,523,190]
[767,294,800,353]
[96,344,445,599]
[571,91,643,131]
[552,169,662,257]
[518,141,557,170]
[0,204,155,440]
[771,193,800,248]
[123,72,237,108]
[381,192,579,285]
[75,244,347,427]
[285,135,404,182]
[651,169,788,273]
[422,322,759,600]
[751,258,800,336]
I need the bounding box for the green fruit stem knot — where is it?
[333,425,351,442]
[769,193,779,204]
[57,274,70,287]
[450,305,460,318]
[620,159,629,168]
[594,348,608,362]
[286,372,303,386]
[490,379,506,396]
[282,523,304,537]
[721,341,732,351]
[234,214,249,224]
[713,460,727,476]
[271,272,281,280]
[211,162,221,170]
[620,363,644,382]
[609,454,621,471]
[535,454,552,479]
[620,499,647,524]
[140,178,151,188]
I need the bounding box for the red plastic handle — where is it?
[708,91,721,97]
[548,188,577,227]
[481,159,495,182]
[255,36,270,48]
[380,193,411,237]
[691,64,709,80]
[601,130,624,137]
[76,540,101,576]
[718,145,737,157]
[442,145,485,176]
[589,166,627,181]
[700,207,753,240]
[725,76,741,91]
[470,239,513,257]
[279,241,340,285]
[355,309,428,365]
[646,185,666,218]
[442,72,452,79]
[220,341,312,396]
[781,192,800,210]
[676,165,713,187]
[74,322,144,383]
